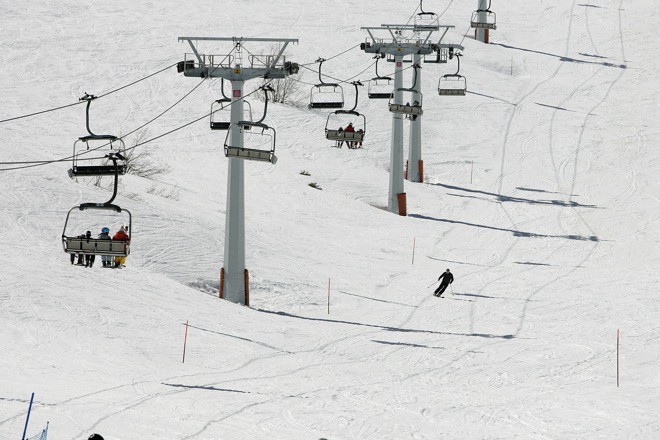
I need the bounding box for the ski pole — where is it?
[450,284,455,295]
[428,280,439,288]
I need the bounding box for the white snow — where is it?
[1,0,659,439]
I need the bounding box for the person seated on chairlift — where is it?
[344,122,355,148]
[84,230,96,268]
[355,128,364,148]
[112,226,130,268]
[70,231,88,266]
[99,227,112,268]
[336,126,344,148]
[411,100,420,121]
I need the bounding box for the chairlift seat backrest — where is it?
[211,121,231,130]
[325,129,365,142]
[389,103,424,116]
[470,10,497,30]
[225,147,275,163]
[63,237,130,256]
[79,135,118,142]
[70,164,128,177]
[210,99,253,130]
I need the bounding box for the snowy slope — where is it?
[1,0,659,439]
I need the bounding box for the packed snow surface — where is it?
[1,0,658,439]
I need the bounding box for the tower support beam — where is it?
[407,53,423,183]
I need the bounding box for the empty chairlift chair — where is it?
[224,86,277,164]
[210,78,232,130]
[424,46,448,64]
[309,58,345,109]
[470,1,497,30]
[414,0,439,30]
[211,99,253,130]
[368,55,393,99]
[438,52,467,96]
[325,81,367,148]
[69,94,127,178]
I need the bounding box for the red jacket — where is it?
[113,230,129,241]
[345,124,355,132]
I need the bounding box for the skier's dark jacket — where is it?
[438,272,454,285]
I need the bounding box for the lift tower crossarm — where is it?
[361,26,437,56]
[178,37,300,81]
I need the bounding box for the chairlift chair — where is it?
[438,53,467,96]
[62,203,132,258]
[69,94,127,177]
[368,56,393,99]
[470,1,497,30]
[414,0,439,30]
[424,47,448,64]
[389,93,424,116]
[223,86,277,164]
[325,81,366,148]
[211,100,253,130]
[308,58,345,109]
[388,64,423,116]
[63,152,132,258]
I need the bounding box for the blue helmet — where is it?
[101,227,110,234]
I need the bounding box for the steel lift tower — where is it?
[178,36,299,305]
[406,25,461,183]
[361,25,438,215]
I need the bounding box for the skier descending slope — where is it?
[434,269,454,297]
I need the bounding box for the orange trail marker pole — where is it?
[182,320,189,363]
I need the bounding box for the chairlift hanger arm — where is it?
[80,94,116,139]
[252,86,273,125]
[348,81,362,112]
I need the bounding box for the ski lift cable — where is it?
[405,3,421,26]
[0,62,178,124]
[300,60,419,86]
[123,81,274,155]
[298,44,362,67]
[437,0,455,19]
[0,80,272,173]
[42,48,239,164]
[0,53,246,170]
[299,60,378,85]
